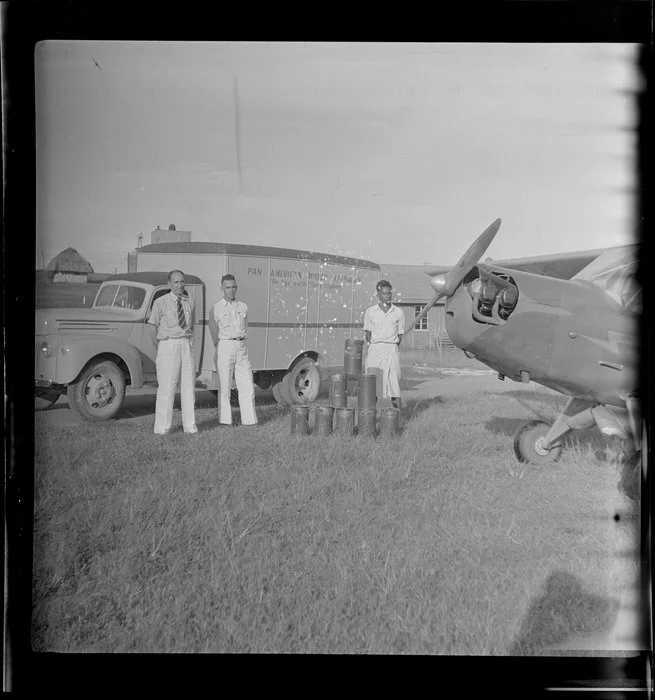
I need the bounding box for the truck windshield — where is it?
[573,245,640,313]
[94,284,146,310]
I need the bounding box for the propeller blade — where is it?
[404,219,501,336]
[443,218,501,296]
[404,290,445,335]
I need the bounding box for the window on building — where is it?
[413,304,428,331]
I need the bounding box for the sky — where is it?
[35,41,639,273]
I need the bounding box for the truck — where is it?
[35,242,381,421]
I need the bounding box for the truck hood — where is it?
[35,307,144,335]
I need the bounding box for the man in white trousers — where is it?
[148,270,198,434]
[212,274,258,426]
[363,279,404,410]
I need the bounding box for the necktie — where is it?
[177,297,186,329]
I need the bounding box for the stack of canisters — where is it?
[289,339,401,438]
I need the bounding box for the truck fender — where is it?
[286,349,319,371]
[54,335,145,388]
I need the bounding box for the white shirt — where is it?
[148,291,194,340]
[363,303,404,344]
[213,298,248,340]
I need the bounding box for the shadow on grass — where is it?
[508,571,619,655]
[208,403,286,429]
[112,389,283,424]
[401,396,446,421]
[400,377,441,391]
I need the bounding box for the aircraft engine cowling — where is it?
[467,270,519,325]
[498,286,519,320]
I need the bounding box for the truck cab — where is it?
[35,272,204,421]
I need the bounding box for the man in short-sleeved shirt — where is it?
[148,270,198,434]
[363,279,404,409]
[212,274,257,426]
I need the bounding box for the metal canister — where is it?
[329,373,347,408]
[357,373,377,409]
[314,405,334,436]
[379,407,401,437]
[334,407,355,436]
[290,404,310,435]
[357,408,377,438]
[344,339,364,376]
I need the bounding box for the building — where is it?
[150,224,192,245]
[46,247,94,283]
[378,264,452,349]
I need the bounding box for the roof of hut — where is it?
[46,247,94,274]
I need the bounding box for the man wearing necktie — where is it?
[212,274,257,426]
[148,269,198,434]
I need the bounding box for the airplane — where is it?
[404,219,642,477]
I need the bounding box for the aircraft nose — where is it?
[430,273,447,295]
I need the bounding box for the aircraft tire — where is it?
[513,420,562,465]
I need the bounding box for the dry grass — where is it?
[31,380,639,655]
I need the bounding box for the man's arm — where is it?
[363,307,372,345]
[208,304,219,346]
[147,297,161,328]
[147,298,162,350]
[188,296,196,327]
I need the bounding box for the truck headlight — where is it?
[40,342,51,357]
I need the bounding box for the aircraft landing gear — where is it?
[513,420,563,464]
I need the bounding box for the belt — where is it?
[159,336,191,341]
[221,337,246,341]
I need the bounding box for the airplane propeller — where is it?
[403,218,502,335]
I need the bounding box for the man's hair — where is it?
[168,269,184,282]
[221,274,236,285]
[376,279,392,291]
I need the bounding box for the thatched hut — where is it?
[46,247,94,283]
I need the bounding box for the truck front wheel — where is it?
[67,360,126,421]
[281,357,321,404]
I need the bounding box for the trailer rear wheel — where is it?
[281,357,321,404]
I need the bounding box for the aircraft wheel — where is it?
[513,420,562,464]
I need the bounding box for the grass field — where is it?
[32,376,640,655]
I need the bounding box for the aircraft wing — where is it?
[425,247,610,281]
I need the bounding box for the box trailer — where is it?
[130,242,381,403]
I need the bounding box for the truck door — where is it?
[140,286,169,382]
